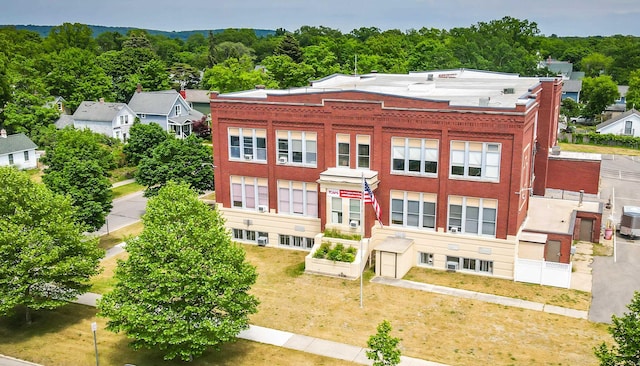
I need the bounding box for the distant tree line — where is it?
[1,17,640,138]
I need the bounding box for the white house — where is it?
[0,130,38,169]
[72,100,138,141]
[128,88,204,139]
[596,109,640,137]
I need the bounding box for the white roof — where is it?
[220,69,546,108]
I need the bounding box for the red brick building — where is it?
[210,70,590,281]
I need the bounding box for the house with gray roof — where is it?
[181,89,211,117]
[561,79,582,102]
[0,130,38,169]
[72,100,137,141]
[596,109,640,137]
[128,88,204,139]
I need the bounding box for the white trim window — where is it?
[447,256,493,274]
[392,137,438,175]
[175,105,182,116]
[418,252,434,266]
[390,191,436,230]
[279,234,315,250]
[276,130,317,166]
[8,153,14,165]
[229,128,267,162]
[119,115,129,125]
[23,151,29,161]
[331,197,343,224]
[357,135,370,169]
[336,134,350,167]
[230,176,268,210]
[233,229,269,243]
[277,181,318,217]
[349,198,361,226]
[450,141,500,181]
[448,196,497,236]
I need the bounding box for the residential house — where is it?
[561,80,582,103]
[181,89,211,117]
[210,69,602,287]
[0,129,38,169]
[72,100,137,141]
[128,87,204,139]
[596,109,640,137]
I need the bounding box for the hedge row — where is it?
[564,132,640,149]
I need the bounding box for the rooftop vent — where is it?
[503,88,515,94]
[427,74,434,81]
[479,97,490,107]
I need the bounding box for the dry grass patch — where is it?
[91,251,129,294]
[0,304,354,366]
[593,242,614,256]
[404,267,591,311]
[97,221,143,250]
[559,142,640,156]
[200,191,216,200]
[110,182,145,199]
[242,245,608,366]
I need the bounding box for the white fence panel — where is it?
[514,258,571,288]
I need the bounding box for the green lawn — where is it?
[110,182,145,199]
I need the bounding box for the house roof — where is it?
[54,114,75,129]
[0,133,37,155]
[596,109,640,130]
[184,89,210,103]
[128,90,181,115]
[618,85,629,97]
[73,101,129,122]
[562,79,582,93]
[169,109,205,125]
[219,70,550,108]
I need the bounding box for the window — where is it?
[23,151,29,161]
[8,154,13,165]
[276,130,317,166]
[56,102,63,111]
[278,181,318,217]
[391,137,438,175]
[337,134,350,167]
[230,176,268,210]
[233,229,256,242]
[418,252,434,266]
[625,121,633,135]
[390,191,436,230]
[120,115,129,125]
[448,256,493,274]
[228,128,267,161]
[357,135,370,169]
[175,105,182,116]
[450,141,500,180]
[331,197,343,224]
[279,234,315,250]
[448,196,497,236]
[349,199,361,226]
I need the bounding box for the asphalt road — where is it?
[94,190,148,236]
[590,154,640,323]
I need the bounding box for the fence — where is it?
[514,258,572,288]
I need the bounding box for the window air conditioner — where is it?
[349,220,359,229]
[257,237,268,246]
[258,205,268,213]
[449,226,460,233]
[244,154,253,160]
[446,261,459,272]
[279,156,288,164]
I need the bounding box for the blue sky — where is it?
[0,0,637,37]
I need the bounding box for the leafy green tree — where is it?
[561,97,582,119]
[366,320,402,366]
[408,39,460,71]
[42,22,97,53]
[594,291,640,365]
[98,181,258,361]
[41,127,116,173]
[139,59,171,91]
[168,62,201,89]
[96,31,125,52]
[581,75,620,118]
[123,121,169,165]
[211,41,255,65]
[582,53,615,78]
[136,135,214,196]
[626,69,640,111]
[0,167,103,324]
[262,55,315,88]
[303,45,341,78]
[203,55,274,93]
[275,33,303,63]
[97,47,158,103]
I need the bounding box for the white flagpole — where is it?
[360,172,365,308]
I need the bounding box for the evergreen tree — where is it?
[275,33,303,63]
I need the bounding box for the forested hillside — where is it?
[1,17,639,139]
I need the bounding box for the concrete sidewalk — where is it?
[371,277,588,319]
[73,292,447,366]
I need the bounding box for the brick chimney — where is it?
[0,129,6,138]
[179,88,186,99]
[136,84,142,93]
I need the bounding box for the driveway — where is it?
[589,154,640,323]
[95,191,148,235]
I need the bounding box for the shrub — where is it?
[323,228,362,241]
[314,242,357,263]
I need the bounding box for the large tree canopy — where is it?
[123,121,169,166]
[595,291,640,365]
[0,167,103,324]
[98,181,259,361]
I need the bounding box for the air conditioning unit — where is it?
[244,154,253,160]
[349,220,359,229]
[257,237,268,246]
[279,156,288,164]
[258,205,268,213]
[446,261,459,272]
[449,226,460,233]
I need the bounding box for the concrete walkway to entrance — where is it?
[371,277,588,319]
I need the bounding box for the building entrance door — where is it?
[545,240,561,263]
[379,251,397,278]
[579,218,594,242]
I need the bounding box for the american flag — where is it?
[364,180,383,226]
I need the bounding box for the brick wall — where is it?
[546,157,601,194]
